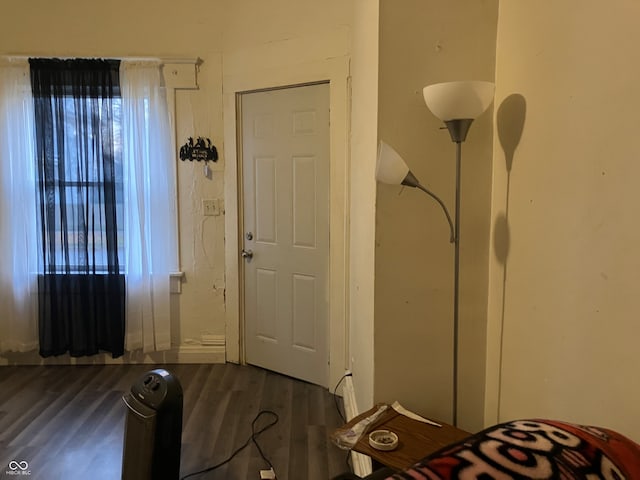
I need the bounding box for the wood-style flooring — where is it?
[0,363,350,480]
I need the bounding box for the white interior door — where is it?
[240,83,330,387]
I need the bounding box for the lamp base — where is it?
[444,119,474,143]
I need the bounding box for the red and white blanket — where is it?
[387,419,640,479]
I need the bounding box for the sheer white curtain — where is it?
[120,61,178,352]
[0,59,39,353]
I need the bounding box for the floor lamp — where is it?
[376,81,495,426]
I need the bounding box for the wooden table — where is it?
[340,404,471,472]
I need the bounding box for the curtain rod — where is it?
[1,55,202,65]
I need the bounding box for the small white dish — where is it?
[368,430,399,451]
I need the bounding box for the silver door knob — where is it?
[241,249,254,260]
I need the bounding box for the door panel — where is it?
[254,156,277,243]
[293,155,317,247]
[256,268,277,341]
[241,83,330,387]
[292,273,317,350]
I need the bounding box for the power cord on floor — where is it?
[180,409,279,480]
[333,372,351,423]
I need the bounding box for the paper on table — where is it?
[332,404,390,449]
[391,401,442,427]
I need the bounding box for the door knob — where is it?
[241,249,254,260]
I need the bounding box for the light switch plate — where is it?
[202,199,220,216]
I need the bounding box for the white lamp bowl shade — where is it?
[376,141,410,185]
[423,81,495,121]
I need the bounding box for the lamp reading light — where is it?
[376,141,455,243]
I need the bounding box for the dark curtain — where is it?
[30,58,125,358]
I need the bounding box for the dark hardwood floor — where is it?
[0,363,350,480]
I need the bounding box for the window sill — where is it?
[170,271,184,294]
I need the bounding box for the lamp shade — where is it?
[423,81,495,121]
[376,141,409,185]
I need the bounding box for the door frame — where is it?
[223,56,350,389]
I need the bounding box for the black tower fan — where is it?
[121,368,183,479]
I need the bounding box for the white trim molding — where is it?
[343,373,373,477]
[0,345,225,366]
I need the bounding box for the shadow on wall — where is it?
[493,93,526,416]
[493,93,527,265]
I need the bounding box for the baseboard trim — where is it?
[342,373,373,477]
[0,345,226,366]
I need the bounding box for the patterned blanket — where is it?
[387,419,640,479]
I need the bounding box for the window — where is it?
[30,58,123,275]
[41,95,125,272]
[30,58,126,357]
[0,57,178,357]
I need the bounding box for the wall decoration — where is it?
[179,137,218,162]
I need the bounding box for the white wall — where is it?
[487,0,640,441]
[376,0,497,431]
[0,0,228,357]
[0,0,354,368]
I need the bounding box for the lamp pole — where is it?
[421,80,494,427]
[452,140,461,427]
[444,119,472,427]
